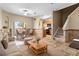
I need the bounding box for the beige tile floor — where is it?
[5,35,79,56]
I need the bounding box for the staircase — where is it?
[55,28,63,37]
[53,25,64,42]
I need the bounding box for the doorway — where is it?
[43,19,53,36]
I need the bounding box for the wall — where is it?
[0,9,3,40]
[53,11,62,35]
[63,6,79,42]
[53,11,62,27]
[53,3,79,42]
[34,17,43,38]
[63,7,79,30]
[34,17,43,29]
[0,9,2,29]
[2,10,12,29]
[61,3,79,26]
[53,3,79,28]
[1,10,34,36]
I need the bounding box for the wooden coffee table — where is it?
[27,40,47,55]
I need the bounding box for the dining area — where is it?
[15,28,34,41]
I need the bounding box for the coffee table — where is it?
[27,40,47,55]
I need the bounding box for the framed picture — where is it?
[4,16,9,27]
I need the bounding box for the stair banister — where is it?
[53,25,60,40]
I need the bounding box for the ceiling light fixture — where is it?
[20,8,36,16]
[20,8,29,12]
[40,15,52,19]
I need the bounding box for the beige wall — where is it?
[53,4,79,42]
[53,3,79,28]
[53,11,62,34]
[34,17,43,38]
[62,7,79,42]
[0,9,3,40]
[63,7,79,30]
[61,3,79,26]
[0,9,3,29]
[53,11,62,27]
[2,10,34,28]
[1,10,34,36]
[2,10,12,28]
[34,17,43,29]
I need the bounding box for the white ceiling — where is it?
[52,3,76,11]
[0,3,76,19]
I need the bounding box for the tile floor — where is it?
[5,35,79,56]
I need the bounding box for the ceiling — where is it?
[52,3,76,11]
[0,3,76,19]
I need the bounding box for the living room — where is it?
[0,3,53,56]
[0,3,79,56]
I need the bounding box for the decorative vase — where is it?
[36,37,40,47]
